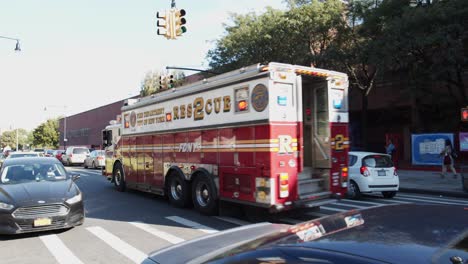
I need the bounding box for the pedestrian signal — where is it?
[461,108,468,122]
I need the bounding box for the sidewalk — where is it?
[398,170,468,198]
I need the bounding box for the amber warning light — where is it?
[238,100,248,111]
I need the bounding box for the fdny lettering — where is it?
[179,142,201,152]
[278,135,293,154]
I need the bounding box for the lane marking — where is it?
[319,206,348,212]
[334,202,372,209]
[166,216,219,234]
[130,222,185,244]
[363,198,412,204]
[39,234,84,264]
[86,226,147,264]
[394,196,467,206]
[214,216,251,226]
[340,199,385,206]
[397,194,468,205]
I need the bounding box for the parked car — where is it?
[83,150,105,169]
[44,149,55,157]
[0,153,5,168]
[61,147,90,166]
[347,151,399,199]
[53,150,65,162]
[32,148,45,156]
[0,157,84,234]
[7,152,41,159]
[142,204,468,264]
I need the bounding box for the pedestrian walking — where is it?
[385,139,396,158]
[440,139,458,179]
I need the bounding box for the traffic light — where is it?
[156,11,171,39]
[461,107,468,122]
[159,75,167,90]
[168,74,174,88]
[172,9,187,38]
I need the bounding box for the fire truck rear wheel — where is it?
[113,163,126,192]
[167,172,191,208]
[192,174,218,215]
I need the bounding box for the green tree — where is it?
[0,129,31,150]
[32,119,59,148]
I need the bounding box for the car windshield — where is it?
[0,163,68,184]
[9,153,38,158]
[73,148,89,154]
[96,150,105,156]
[362,155,393,168]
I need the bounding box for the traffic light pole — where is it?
[165,66,219,75]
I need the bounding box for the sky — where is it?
[0,0,286,133]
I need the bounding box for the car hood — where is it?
[0,180,78,205]
[146,222,289,264]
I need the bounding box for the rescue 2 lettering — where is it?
[172,95,231,121]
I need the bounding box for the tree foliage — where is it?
[1,129,31,150]
[32,119,59,148]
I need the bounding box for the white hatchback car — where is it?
[348,151,399,199]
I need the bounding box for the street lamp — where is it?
[44,106,67,150]
[0,36,21,52]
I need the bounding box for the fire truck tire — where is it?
[167,172,191,208]
[113,163,126,192]
[192,174,218,215]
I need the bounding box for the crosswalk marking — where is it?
[334,202,374,209]
[166,216,219,234]
[39,234,84,264]
[394,196,467,206]
[319,206,348,212]
[130,222,185,244]
[87,226,147,264]
[214,216,251,226]
[398,194,468,205]
[367,198,412,204]
[340,199,385,206]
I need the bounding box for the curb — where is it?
[400,187,468,199]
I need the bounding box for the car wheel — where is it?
[382,191,397,198]
[83,161,88,169]
[347,181,362,199]
[113,163,126,192]
[192,174,218,215]
[167,172,191,208]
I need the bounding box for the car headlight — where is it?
[0,202,14,210]
[66,193,82,204]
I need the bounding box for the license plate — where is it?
[34,218,52,227]
[378,170,386,176]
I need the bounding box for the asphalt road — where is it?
[1,167,468,264]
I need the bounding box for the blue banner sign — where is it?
[412,133,454,165]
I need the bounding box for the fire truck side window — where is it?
[106,130,112,146]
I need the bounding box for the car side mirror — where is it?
[72,174,81,181]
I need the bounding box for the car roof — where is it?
[2,157,62,166]
[349,151,390,157]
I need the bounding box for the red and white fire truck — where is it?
[102,62,349,215]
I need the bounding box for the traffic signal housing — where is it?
[461,107,468,122]
[172,9,187,37]
[156,11,171,39]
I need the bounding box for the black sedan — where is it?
[0,157,84,234]
[144,204,468,264]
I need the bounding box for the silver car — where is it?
[83,150,105,169]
